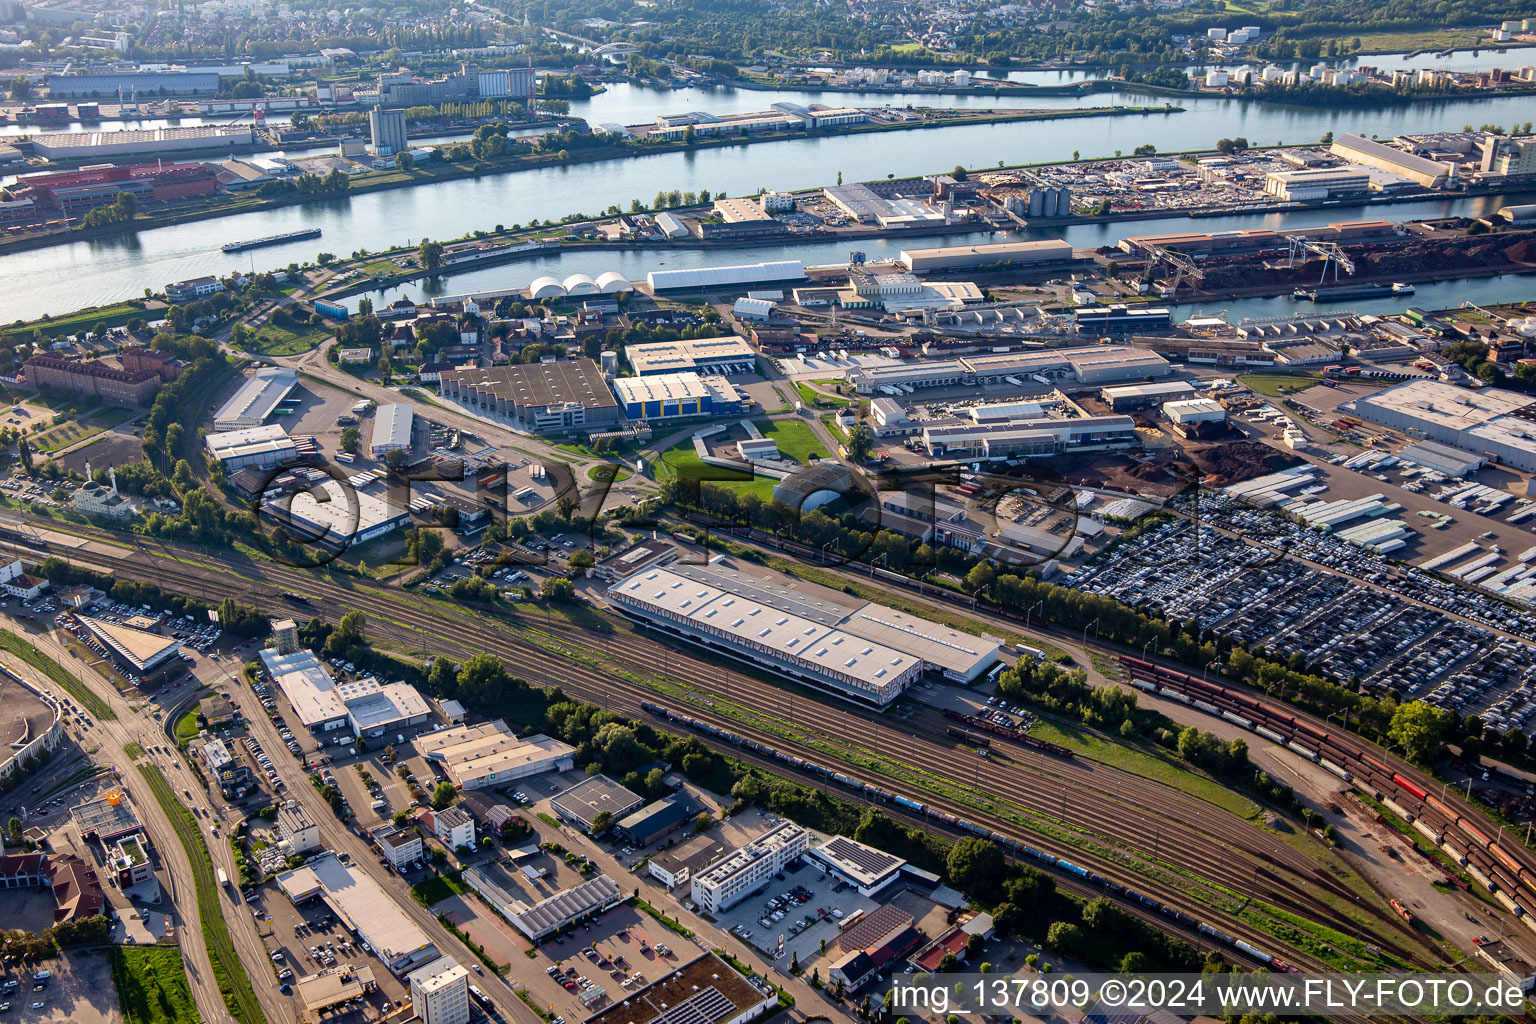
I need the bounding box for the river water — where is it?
[5,52,1536,321]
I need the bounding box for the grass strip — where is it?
[112,945,203,1024]
[136,763,266,1024]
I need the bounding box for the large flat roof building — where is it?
[204,423,297,471]
[550,775,645,833]
[439,360,622,434]
[1330,134,1453,188]
[416,720,576,790]
[77,616,182,674]
[847,345,1169,394]
[71,793,141,845]
[258,650,348,731]
[609,561,996,703]
[214,367,298,431]
[806,836,906,896]
[277,853,439,974]
[1341,379,1536,471]
[625,337,756,376]
[899,239,1075,273]
[610,373,745,421]
[370,404,413,458]
[260,477,408,550]
[475,872,622,941]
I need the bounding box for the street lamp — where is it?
[1081,616,1100,644]
[1025,600,1043,629]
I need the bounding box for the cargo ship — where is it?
[222,228,322,253]
[1294,281,1414,302]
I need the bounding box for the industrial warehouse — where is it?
[848,344,1171,394]
[437,359,624,432]
[276,853,439,975]
[1340,379,1536,471]
[608,562,999,705]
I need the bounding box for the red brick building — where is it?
[24,354,162,406]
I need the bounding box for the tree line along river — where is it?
[3,53,1536,322]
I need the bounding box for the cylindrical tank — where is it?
[1027,190,1044,217]
[1054,186,1071,215]
[600,350,618,372]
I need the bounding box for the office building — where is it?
[409,957,471,1024]
[370,822,424,869]
[806,836,906,896]
[430,806,475,849]
[369,108,408,156]
[277,804,321,854]
[690,821,808,913]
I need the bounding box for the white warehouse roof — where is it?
[646,260,805,292]
[213,367,298,430]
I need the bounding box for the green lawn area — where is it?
[137,763,265,1024]
[174,709,200,746]
[792,381,849,409]
[1239,373,1318,397]
[3,301,146,341]
[411,871,469,907]
[0,631,113,719]
[755,419,826,462]
[1029,718,1262,820]
[33,419,107,454]
[1351,28,1488,52]
[587,464,632,483]
[113,945,201,1024]
[240,319,332,356]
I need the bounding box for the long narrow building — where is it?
[607,561,997,705]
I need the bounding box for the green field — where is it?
[587,464,633,483]
[1239,373,1318,397]
[3,301,146,342]
[411,871,469,907]
[0,631,114,719]
[113,945,202,1024]
[136,764,265,1024]
[241,319,332,356]
[792,381,849,409]
[754,419,826,462]
[33,419,108,454]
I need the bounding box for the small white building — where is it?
[409,957,471,1024]
[431,806,475,849]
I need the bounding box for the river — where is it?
[6,61,1536,321]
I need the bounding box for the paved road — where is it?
[203,651,548,1024]
[0,614,290,1024]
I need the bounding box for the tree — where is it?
[1388,702,1452,764]
[591,810,614,834]
[1133,143,1156,156]
[845,424,875,463]
[394,150,414,172]
[419,239,445,272]
[7,76,31,101]
[951,165,967,181]
[431,780,458,809]
[340,427,360,453]
[385,448,408,470]
[541,576,576,603]
[946,837,1004,904]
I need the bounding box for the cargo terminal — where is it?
[608,562,998,705]
[1340,379,1536,472]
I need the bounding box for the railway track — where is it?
[8,527,1442,971]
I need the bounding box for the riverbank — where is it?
[0,103,1176,258]
[1175,259,1536,305]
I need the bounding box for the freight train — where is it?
[637,698,1296,973]
[940,708,1074,758]
[946,726,990,747]
[1120,656,1536,928]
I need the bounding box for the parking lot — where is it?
[524,906,690,1022]
[709,861,875,971]
[1076,488,1536,735]
[0,953,118,1024]
[246,867,410,1021]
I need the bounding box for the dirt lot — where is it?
[435,893,524,972]
[0,888,65,935]
[54,432,142,476]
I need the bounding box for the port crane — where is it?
[1285,236,1356,284]
[1141,244,1205,296]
